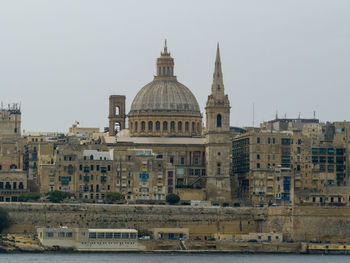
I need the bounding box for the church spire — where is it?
[211,43,224,100]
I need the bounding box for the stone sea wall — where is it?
[1,203,350,243]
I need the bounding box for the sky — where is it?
[1,0,349,132]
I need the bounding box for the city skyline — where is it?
[1,0,349,132]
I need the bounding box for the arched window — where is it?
[90,155,93,160]
[163,121,168,131]
[159,67,161,75]
[167,67,170,76]
[217,114,222,127]
[156,121,160,131]
[170,121,175,131]
[185,122,189,131]
[114,122,121,134]
[217,163,221,176]
[115,106,120,115]
[192,122,195,132]
[135,122,138,131]
[0,164,2,171]
[163,67,165,76]
[148,121,153,131]
[178,122,182,131]
[10,164,17,169]
[141,121,145,131]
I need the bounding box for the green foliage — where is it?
[166,193,180,205]
[18,192,41,202]
[106,192,124,202]
[0,207,10,233]
[46,190,71,203]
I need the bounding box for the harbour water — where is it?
[0,253,349,263]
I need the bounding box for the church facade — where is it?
[108,41,232,202]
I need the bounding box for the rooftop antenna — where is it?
[1,101,3,109]
[284,113,287,119]
[298,112,301,119]
[313,110,316,119]
[275,111,278,120]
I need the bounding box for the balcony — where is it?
[0,189,28,195]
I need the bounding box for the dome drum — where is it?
[129,116,202,137]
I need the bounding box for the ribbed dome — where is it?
[129,78,201,115]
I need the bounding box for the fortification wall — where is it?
[1,203,350,243]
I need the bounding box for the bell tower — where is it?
[109,95,126,136]
[205,44,231,202]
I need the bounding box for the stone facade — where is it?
[205,44,231,201]
[0,105,21,140]
[232,118,350,206]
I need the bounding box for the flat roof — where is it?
[117,136,205,145]
[88,229,137,232]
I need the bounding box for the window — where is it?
[268,138,271,144]
[46,232,54,238]
[194,157,199,165]
[163,67,165,76]
[217,114,222,127]
[148,121,153,131]
[159,67,161,75]
[181,157,185,165]
[167,67,170,76]
[192,122,195,132]
[156,121,160,131]
[257,137,260,144]
[257,163,260,168]
[273,138,275,144]
[185,122,189,131]
[141,121,145,131]
[170,157,174,164]
[257,154,260,160]
[163,121,167,131]
[178,122,182,131]
[170,121,175,131]
[135,122,138,131]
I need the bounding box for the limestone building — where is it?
[232,117,350,206]
[108,41,233,202]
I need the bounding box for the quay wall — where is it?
[1,203,350,243]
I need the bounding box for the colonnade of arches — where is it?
[130,120,202,136]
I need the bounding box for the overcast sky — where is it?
[1,0,349,132]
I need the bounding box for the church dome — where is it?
[128,40,203,137]
[129,78,201,116]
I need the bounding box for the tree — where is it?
[166,193,180,205]
[46,191,71,203]
[0,207,10,233]
[18,192,41,202]
[106,192,124,203]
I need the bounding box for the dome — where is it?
[129,78,201,116]
[128,40,203,137]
